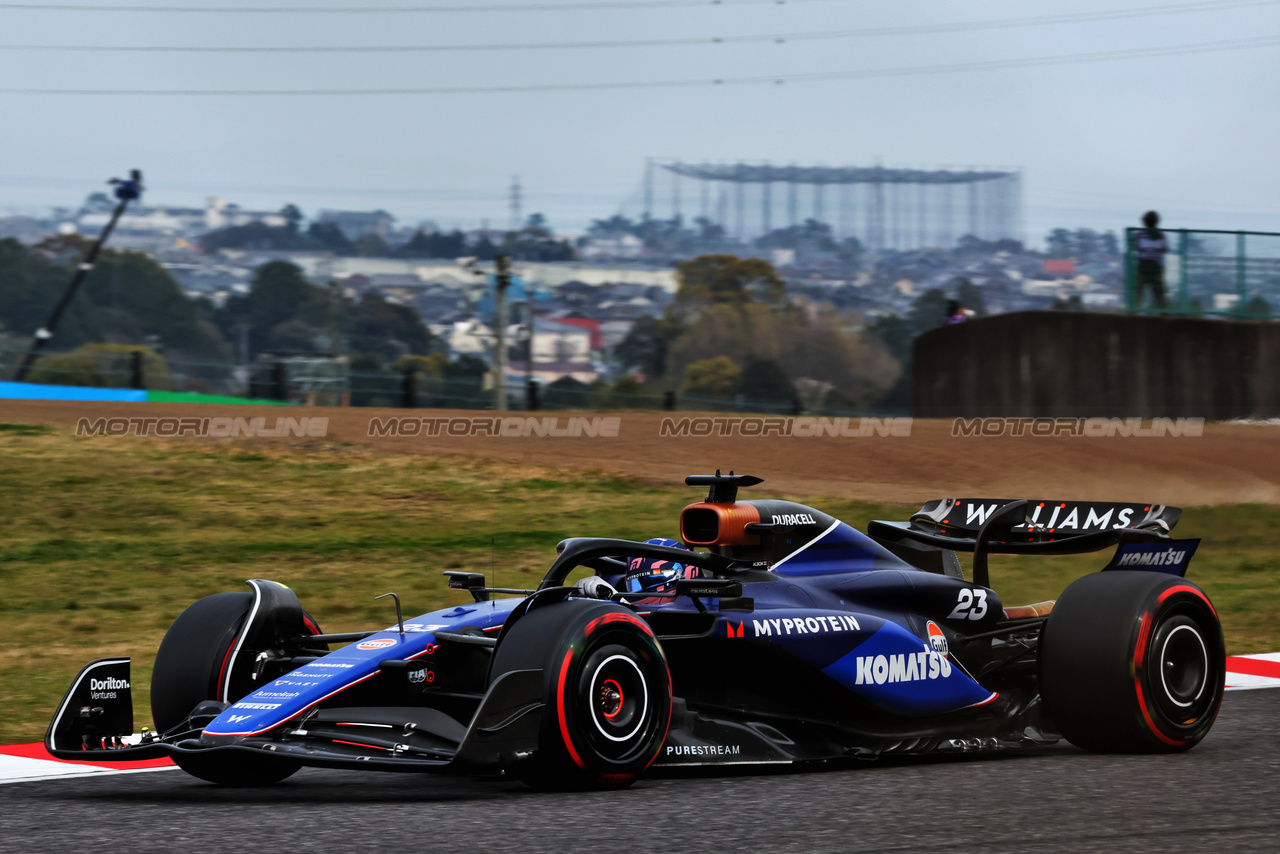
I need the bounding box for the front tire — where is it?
[151,591,320,785]
[489,600,672,789]
[1039,571,1224,752]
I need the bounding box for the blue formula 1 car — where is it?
[47,473,1225,789]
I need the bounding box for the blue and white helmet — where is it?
[623,538,692,593]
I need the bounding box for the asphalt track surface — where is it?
[3,690,1276,853]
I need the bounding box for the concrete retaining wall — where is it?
[913,311,1280,418]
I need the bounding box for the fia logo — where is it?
[408,669,433,684]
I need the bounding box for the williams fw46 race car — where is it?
[48,473,1225,789]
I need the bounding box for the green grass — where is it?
[0,426,1276,742]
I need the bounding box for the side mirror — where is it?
[675,579,744,599]
[444,571,489,602]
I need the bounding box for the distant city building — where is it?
[316,209,395,240]
[1043,259,1076,278]
[204,197,287,231]
[580,233,644,260]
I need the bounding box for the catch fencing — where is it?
[0,347,900,416]
[1125,227,1280,318]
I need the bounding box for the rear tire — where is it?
[1039,571,1224,752]
[489,600,672,790]
[151,592,321,786]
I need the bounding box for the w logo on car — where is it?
[726,621,744,638]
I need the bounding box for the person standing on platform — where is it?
[1135,210,1169,310]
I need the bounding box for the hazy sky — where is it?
[2,0,1279,245]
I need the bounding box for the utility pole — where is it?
[13,169,142,382]
[509,176,522,232]
[493,254,512,411]
[524,287,537,411]
[643,158,653,221]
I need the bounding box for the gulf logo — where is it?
[926,621,949,657]
[357,638,397,651]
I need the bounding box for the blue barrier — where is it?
[0,381,148,403]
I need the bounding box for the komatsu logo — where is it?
[771,513,817,525]
[752,615,860,636]
[855,650,952,685]
[1117,548,1188,567]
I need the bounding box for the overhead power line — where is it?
[0,0,837,13]
[3,0,1277,53]
[2,33,1276,95]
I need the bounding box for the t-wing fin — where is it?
[685,472,764,504]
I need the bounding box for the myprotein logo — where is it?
[659,417,912,438]
[752,615,861,637]
[855,650,952,685]
[368,416,619,438]
[76,416,328,438]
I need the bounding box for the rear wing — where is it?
[868,498,1188,588]
[910,498,1180,539]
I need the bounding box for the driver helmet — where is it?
[623,538,693,593]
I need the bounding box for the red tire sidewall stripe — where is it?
[215,634,239,703]
[572,610,670,775]
[1134,677,1189,748]
[584,611,655,638]
[1133,612,1153,668]
[643,658,674,772]
[556,647,588,771]
[1133,583,1217,748]
[1156,584,1217,620]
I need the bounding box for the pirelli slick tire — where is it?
[151,592,321,786]
[489,600,672,790]
[1039,571,1224,753]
